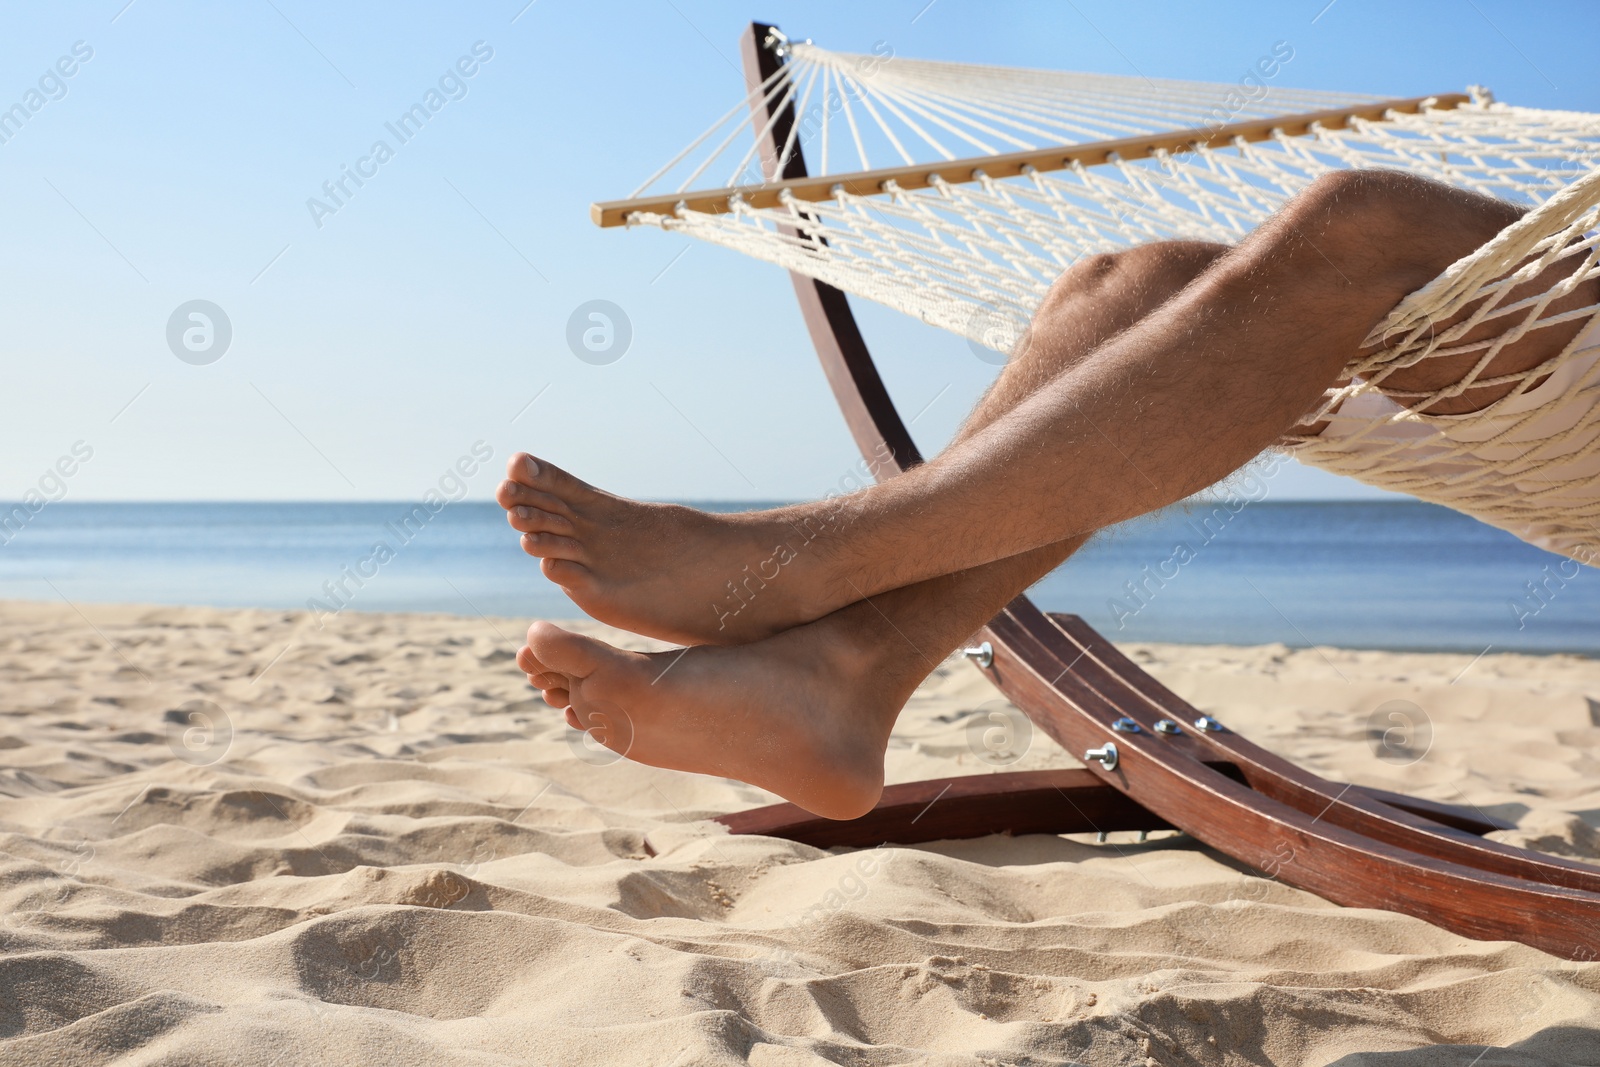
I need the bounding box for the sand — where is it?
[1,599,1598,1066]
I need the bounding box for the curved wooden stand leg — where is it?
[733,21,1600,961]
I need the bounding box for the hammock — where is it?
[584,22,1600,962]
[595,34,1600,564]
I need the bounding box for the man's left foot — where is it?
[496,453,853,646]
[516,617,913,820]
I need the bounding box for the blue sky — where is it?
[3,0,1596,503]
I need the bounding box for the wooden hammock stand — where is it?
[603,22,1600,961]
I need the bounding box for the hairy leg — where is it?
[498,242,1223,645]
[1294,192,1600,429]
[517,242,1227,818]
[506,172,1551,642]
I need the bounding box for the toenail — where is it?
[516,506,532,519]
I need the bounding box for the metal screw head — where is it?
[961,641,993,669]
[1111,717,1142,733]
[1154,718,1183,735]
[1193,715,1224,733]
[1083,741,1119,771]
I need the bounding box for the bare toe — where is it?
[519,531,585,561]
[526,620,605,679]
[517,631,574,706]
[507,453,595,498]
[506,452,542,484]
[523,620,899,820]
[497,456,840,645]
[496,478,569,513]
[506,505,574,536]
[539,558,592,592]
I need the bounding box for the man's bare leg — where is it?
[516,242,1228,818]
[501,172,1591,647]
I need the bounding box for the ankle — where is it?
[806,602,936,705]
[712,511,848,617]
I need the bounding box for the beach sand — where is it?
[2,599,1598,1065]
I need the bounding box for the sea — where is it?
[1,500,1594,655]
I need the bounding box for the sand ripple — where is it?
[1,602,1598,1065]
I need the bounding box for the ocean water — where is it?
[0,500,1594,655]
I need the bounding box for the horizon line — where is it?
[13,495,1421,506]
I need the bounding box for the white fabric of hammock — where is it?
[1293,171,1600,562]
[615,44,1600,564]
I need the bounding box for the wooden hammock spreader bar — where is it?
[702,22,1600,962]
[591,91,1470,228]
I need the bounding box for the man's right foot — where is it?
[516,613,910,820]
[495,453,858,645]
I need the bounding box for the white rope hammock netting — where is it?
[613,42,1600,565]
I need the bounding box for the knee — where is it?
[1076,241,1227,284]
[1130,240,1231,286]
[1289,170,1433,237]
[1282,170,1520,270]
[1042,241,1227,311]
[1059,251,1123,291]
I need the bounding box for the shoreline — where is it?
[1,597,1594,661]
